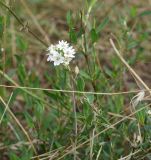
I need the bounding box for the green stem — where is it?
[70,73,77,160]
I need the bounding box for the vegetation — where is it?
[0,0,151,159]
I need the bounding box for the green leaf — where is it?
[34,101,44,119]
[104,66,113,78]
[88,0,97,6]
[93,68,101,80]
[44,91,60,101]
[114,95,123,113]
[30,0,47,3]
[85,94,94,105]
[80,71,91,80]
[130,6,137,18]
[76,77,85,91]
[77,27,85,38]
[87,0,98,10]
[9,153,20,160]
[9,89,21,105]
[136,108,146,125]
[90,28,98,43]
[69,28,77,43]
[96,17,109,33]
[0,16,4,38]
[66,10,72,27]
[139,10,151,17]
[17,64,27,84]
[15,54,23,63]
[29,72,40,87]
[128,41,138,50]
[16,36,28,52]
[24,112,34,128]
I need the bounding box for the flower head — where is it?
[47,40,76,66]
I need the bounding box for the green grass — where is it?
[0,0,151,159]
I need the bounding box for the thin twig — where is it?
[90,112,96,160]
[31,146,65,159]
[7,121,21,141]
[118,149,141,160]
[0,1,48,47]
[110,38,151,95]
[0,92,13,125]
[20,0,50,44]
[0,84,151,96]
[0,139,39,150]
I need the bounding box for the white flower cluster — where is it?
[47,40,76,66]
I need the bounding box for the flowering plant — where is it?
[47,40,76,66]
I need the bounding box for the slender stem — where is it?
[0,92,13,125]
[0,83,149,95]
[70,73,77,160]
[110,38,151,95]
[0,1,48,47]
[10,17,16,66]
[81,11,97,91]
[20,0,50,44]
[82,10,98,158]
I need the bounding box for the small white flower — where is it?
[52,53,64,66]
[47,50,58,62]
[47,40,76,66]
[56,40,69,51]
